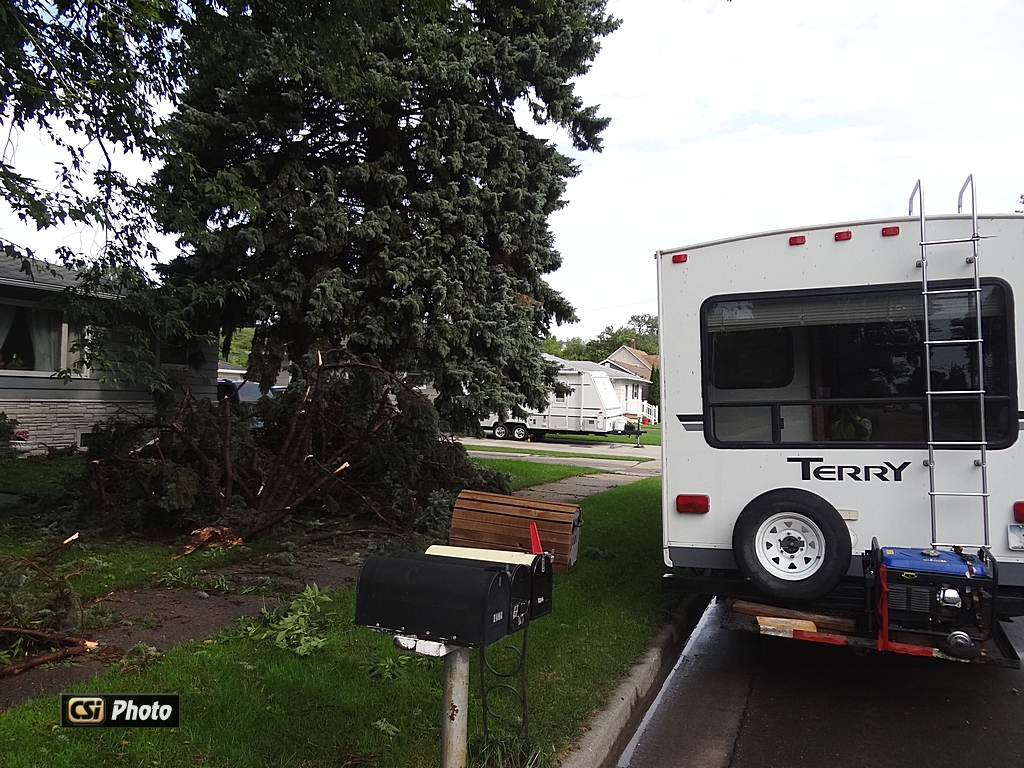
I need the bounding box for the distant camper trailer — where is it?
[482,356,628,441]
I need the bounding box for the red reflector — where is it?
[676,494,710,514]
[789,235,806,246]
[882,226,900,237]
[834,230,852,241]
[1014,502,1024,523]
[672,253,688,263]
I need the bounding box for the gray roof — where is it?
[0,257,77,291]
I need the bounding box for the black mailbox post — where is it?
[354,555,511,647]
[354,547,552,765]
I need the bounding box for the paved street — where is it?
[618,601,1024,768]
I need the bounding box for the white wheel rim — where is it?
[753,512,826,581]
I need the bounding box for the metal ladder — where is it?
[908,175,989,550]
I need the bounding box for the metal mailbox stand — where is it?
[392,635,472,768]
[357,549,553,768]
[443,646,471,768]
[479,625,529,741]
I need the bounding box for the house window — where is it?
[0,304,64,372]
[702,281,1016,447]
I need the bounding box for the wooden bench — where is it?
[449,490,582,572]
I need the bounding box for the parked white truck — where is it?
[483,355,628,440]
[658,177,1024,665]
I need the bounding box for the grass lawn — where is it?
[0,478,674,767]
[0,455,246,600]
[0,455,85,497]
[0,455,596,607]
[472,458,604,490]
[464,443,655,463]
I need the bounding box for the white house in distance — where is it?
[601,341,659,423]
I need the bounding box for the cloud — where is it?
[546,0,1024,339]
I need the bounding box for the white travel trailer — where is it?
[658,177,1024,664]
[483,356,628,440]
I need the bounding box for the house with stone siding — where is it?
[0,258,215,449]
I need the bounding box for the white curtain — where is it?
[28,310,63,371]
[0,305,14,355]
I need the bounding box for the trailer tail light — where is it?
[834,230,853,241]
[676,495,710,514]
[882,226,900,237]
[1014,502,1024,523]
[672,254,688,264]
[789,235,806,246]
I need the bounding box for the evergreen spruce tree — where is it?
[154,0,620,433]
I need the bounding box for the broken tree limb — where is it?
[222,395,233,508]
[0,642,96,678]
[242,461,350,540]
[0,627,92,647]
[31,532,80,564]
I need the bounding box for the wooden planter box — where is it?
[449,490,582,572]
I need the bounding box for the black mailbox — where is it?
[354,555,511,647]
[425,545,553,620]
[395,551,531,634]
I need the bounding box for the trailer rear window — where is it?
[701,281,1016,448]
[711,328,793,389]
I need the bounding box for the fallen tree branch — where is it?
[0,626,92,647]
[222,395,233,508]
[0,643,94,678]
[243,461,350,540]
[31,532,81,564]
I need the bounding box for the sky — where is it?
[544,0,1024,340]
[3,1,1023,344]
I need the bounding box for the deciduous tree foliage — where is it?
[154,0,619,432]
[547,313,659,362]
[1,0,181,259]
[0,0,216,393]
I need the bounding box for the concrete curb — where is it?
[560,594,712,768]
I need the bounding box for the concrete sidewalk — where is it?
[463,434,661,504]
[513,472,650,504]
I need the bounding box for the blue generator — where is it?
[871,541,998,660]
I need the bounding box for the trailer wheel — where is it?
[936,634,983,661]
[511,424,529,442]
[732,488,852,602]
[492,423,509,440]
